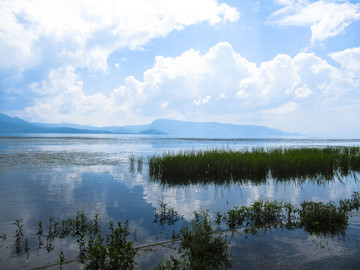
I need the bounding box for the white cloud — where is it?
[0,0,239,71]
[18,42,360,136]
[264,101,298,115]
[21,66,114,124]
[268,0,360,43]
[194,96,211,106]
[330,46,360,76]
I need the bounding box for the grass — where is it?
[148,147,360,185]
[223,196,358,237]
[153,200,182,226]
[299,201,347,236]
[154,210,231,270]
[13,211,138,270]
[3,192,360,269]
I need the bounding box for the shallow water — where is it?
[0,135,359,269]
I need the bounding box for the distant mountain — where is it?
[147,119,298,137]
[0,113,300,137]
[138,129,167,135]
[0,113,44,133]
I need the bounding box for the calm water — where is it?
[0,135,359,269]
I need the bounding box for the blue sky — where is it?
[1,0,360,136]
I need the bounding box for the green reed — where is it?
[149,147,360,185]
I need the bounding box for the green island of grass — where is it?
[148,146,360,185]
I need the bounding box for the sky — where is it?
[1,0,360,137]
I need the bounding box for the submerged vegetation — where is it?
[153,200,182,226]
[155,210,232,270]
[224,192,360,237]
[7,211,138,269]
[148,147,360,185]
[2,192,360,269]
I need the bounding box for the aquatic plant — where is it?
[225,200,287,235]
[9,211,137,269]
[299,201,347,236]
[13,219,24,253]
[84,220,137,270]
[149,147,360,185]
[129,155,145,174]
[223,196,357,237]
[6,192,360,269]
[58,251,66,269]
[155,210,232,270]
[339,191,360,212]
[129,155,135,172]
[153,200,182,226]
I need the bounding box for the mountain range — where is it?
[0,113,300,138]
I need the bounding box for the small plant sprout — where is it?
[13,219,24,254]
[154,200,181,226]
[58,251,66,269]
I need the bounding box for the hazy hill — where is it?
[148,119,297,137]
[0,113,44,133]
[0,113,299,137]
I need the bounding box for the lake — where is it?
[0,135,359,269]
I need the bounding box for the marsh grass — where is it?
[149,147,360,185]
[299,201,347,236]
[13,219,24,254]
[6,193,360,269]
[225,200,287,234]
[12,211,137,270]
[223,193,360,237]
[155,210,232,270]
[154,193,360,269]
[129,155,145,174]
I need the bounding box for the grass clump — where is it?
[149,147,360,185]
[155,210,232,270]
[84,220,137,270]
[299,201,347,236]
[339,191,360,212]
[225,200,286,234]
[153,200,182,226]
[222,195,360,237]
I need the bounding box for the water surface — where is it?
[0,135,359,269]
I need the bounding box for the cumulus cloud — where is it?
[22,66,113,124]
[19,43,360,136]
[268,0,360,43]
[0,0,239,71]
[330,46,360,78]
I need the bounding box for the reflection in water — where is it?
[0,136,360,269]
